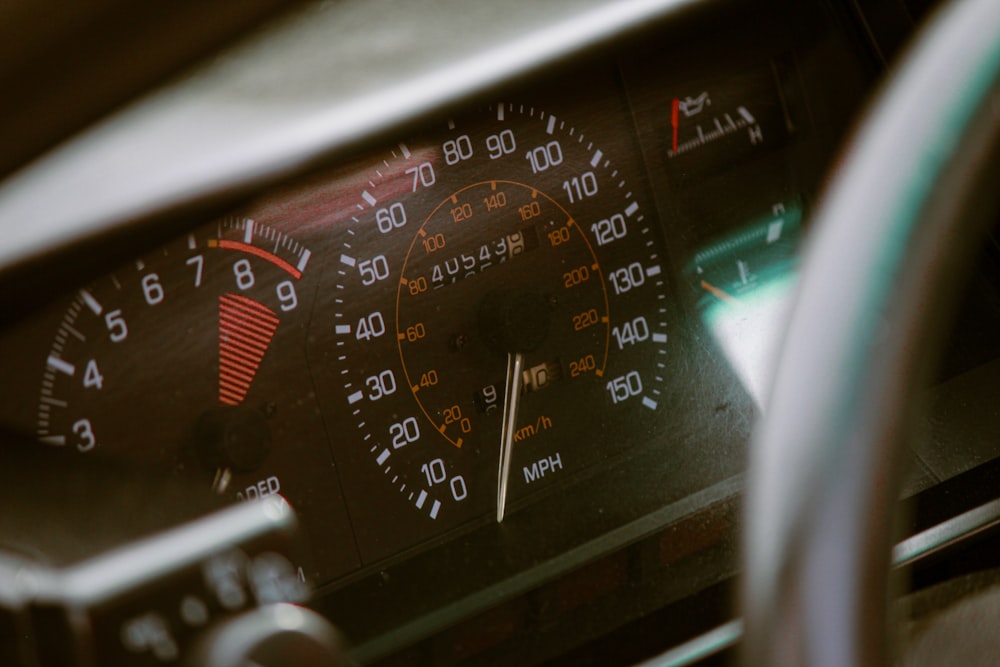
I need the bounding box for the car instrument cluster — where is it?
[0,9,876,664]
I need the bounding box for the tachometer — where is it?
[312,99,673,561]
[35,217,359,583]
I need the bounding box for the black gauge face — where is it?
[312,100,676,561]
[34,218,359,583]
[396,181,611,451]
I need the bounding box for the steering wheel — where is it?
[741,0,1000,664]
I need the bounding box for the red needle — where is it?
[671,97,679,153]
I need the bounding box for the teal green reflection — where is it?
[684,200,802,406]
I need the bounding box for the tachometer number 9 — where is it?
[276,280,298,311]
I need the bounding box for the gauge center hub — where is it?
[479,288,552,354]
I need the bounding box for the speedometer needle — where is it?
[496,351,524,523]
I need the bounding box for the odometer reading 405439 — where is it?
[315,101,671,561]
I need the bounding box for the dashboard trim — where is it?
[350,475,743,663]
[0,0,719,281]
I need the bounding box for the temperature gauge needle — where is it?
[497,351,524,523]
[700,279,737,304]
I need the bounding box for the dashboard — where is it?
[5,0,993,665]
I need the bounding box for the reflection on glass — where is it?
[685,200,802,408]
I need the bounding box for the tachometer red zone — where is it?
[218,293,279,406]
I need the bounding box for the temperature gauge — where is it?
[684,199,802,406]
[688,199,801,306]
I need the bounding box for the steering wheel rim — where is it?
[742,0,1000,665]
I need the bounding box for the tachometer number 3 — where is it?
[72,418,97,452]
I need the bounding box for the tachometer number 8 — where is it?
[233,259,255,290]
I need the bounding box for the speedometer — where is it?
[312,96,674,562]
